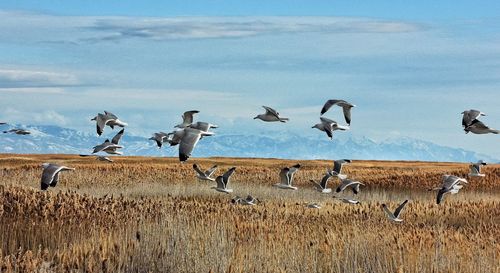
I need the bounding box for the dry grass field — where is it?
[0,154,499,273]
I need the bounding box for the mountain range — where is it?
[0,124,497,163]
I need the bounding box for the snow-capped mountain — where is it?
[0,124,497,162]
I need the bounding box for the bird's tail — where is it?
[491,130,499,134]
[279,118,289,123]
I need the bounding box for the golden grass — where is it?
[0,154,499,273]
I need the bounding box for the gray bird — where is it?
[329,159,352,179]
[149,132,169,148]
[429,175,468,204]
[178,127,214,162]
[232,195,258,205]
[310,171,333,193]
[461,109,485,128]
[468,160,487,177]
[320,99,356,125]
[336,178,364,194]
[381,200,409,222]
[333,196,360,204]
[189,122,218,132]
[274,164,301,190]
[175,110,200,128]
[3,129,31,135]
[92,129,124,155]
[254,106,289,123]
[193,164,218,181]
[91,111,127,136]
[464,119,499,134]
[40,163,75,190]
[312,117,349,139]
[212,167,236,193]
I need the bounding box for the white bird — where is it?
[312,117,349,139]
[333,196,360,204]
[274,164,301,190]
[92,129,124,155]
[79,154,114,162]
[469,160,487,177]
[335,178,364,194]
[329,159,351,179]
[306,202,322,209]
[178,127,214,162]
[3,129,31,135]
[254,106,289,123]
[381,200,409,222]
[149,132,169,148]
[430,175,468,204]
[40,163,75,190]
[175,110,199,128]
[461,109,485,128]
[309,172,333,193]
[232,195,258,205]
[91,111,127,136]
[464,119,499,134]
[193,164,218,181]
[320,99,356,125]
[212,167,236,193]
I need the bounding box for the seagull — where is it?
[92,129,124,155]
[165,130,184,146]
[175,110,200,128]
[461,109,485,128]
[179,127,214,162]
[429,175,468,204]
[464,119,499,134]
[329,159,351,179]
[79,154,114,162]
[212,167,236,193]
[91,111,127,136]
[469,160,487,177]
[40,163,75,190]
[274,164,301,190]
[312,117,349,139]
[3,129,31,135]
[381,200,409,222]
[306,202,322,209]
[333,196,360,204]
[193,164,218,181]
[336,178,364,194]
[309,172,333,193]
[254,106,289,123]
[320,99,356,125]
[189,122,218,132]
[149,132,169,148]
[232,195,258,205]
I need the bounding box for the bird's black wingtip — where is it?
[41,183,49,191]
[179,153,189,162]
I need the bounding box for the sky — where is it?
[0,1,499,158]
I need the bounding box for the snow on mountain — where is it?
[0,124,497,163]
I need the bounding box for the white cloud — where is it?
[0,69,79,88]
[0,108,67,126]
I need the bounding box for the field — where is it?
[0,154,499,273]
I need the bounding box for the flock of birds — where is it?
[0,101,496,222]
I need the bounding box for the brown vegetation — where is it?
[0,154,499,272]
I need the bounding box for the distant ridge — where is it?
[0,124,497,163]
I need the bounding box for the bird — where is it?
[212,167,236,193]
[40,163,75,190]
[320,99,355,125]
[312,117,349,139]
[175,110,200,128]
[306,202,322,209]
[274,164,301,190]
[91,111,127,136]
[0,122,6,125]
[178,127,214,162]
[309,172,333,193]
[189,122,218,132]
[430,175,468,204]
[464,119,499,134]
[254,106,289,123]
[79,154,114,162]
[329,159,351,179]
[333,196,360,204]
[468,160,487,177]
[461,109,485,128]
[336,178,364,194]
[92,129,124,155]
[193,164,218,181]
[149,132,169,148]
[3,129,31,135]
[232,195,258,205]
[381,200,409,222]
[164,130,184,147]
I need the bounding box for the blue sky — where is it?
[0,1,499,158]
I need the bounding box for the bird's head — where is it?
[41,163,50,169]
